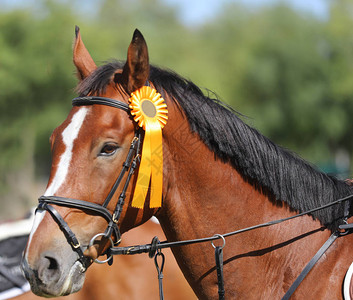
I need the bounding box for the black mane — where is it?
[77,61,353,230]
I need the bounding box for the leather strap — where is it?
[215,246,225,300]
[112,195,353,256]
[38,196,121,243]
[37,202,88,269]
[72,96,130,112]
[102,133,140,208]
[281,231,339,300]
[39,196,114,223]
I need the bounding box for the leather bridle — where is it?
[37,96,142,269]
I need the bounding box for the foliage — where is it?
[196,1,353,173]
[1,0,353,216]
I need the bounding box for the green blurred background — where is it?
[1,0,353,219]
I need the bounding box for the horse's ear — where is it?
[121,29,149,94]
[73,26,97,80]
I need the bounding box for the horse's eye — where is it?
[99,143,119,156]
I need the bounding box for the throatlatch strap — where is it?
[215,246,225,300]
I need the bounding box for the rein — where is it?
[109,193,353,256]
[108,194,353,300]
[35,94,353,299]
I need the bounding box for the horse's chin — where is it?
[23,259,86,297]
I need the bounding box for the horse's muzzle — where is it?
[21,254,86,297]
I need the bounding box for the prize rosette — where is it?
[129,86,168,208]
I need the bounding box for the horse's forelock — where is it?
[76,61,125,97]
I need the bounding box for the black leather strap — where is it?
[72,96,130,112]
[112,195,353,256]
[37,202,88,269]
[102,132,140,208]
[215,246,225,300]
[38,196,121,243]
[281,231,339,300]
[39,196,114,223]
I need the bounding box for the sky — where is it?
[0,0,329,26]
[163,0,329,25]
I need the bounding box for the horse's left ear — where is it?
[121,29,149,94]
[73,26,97,80]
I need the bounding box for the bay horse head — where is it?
[22,27,164,296]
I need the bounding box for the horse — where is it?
[9,219,194,300]
[21,27,353,299]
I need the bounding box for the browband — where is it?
[72,96,130,112]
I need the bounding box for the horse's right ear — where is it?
[73,26,97,80]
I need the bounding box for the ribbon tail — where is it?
[131,126,152,209]
[149,121,163,208]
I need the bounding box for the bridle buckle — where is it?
[114,238,122,246]
[132,136,139,144]
[71,241,81,249]
[112,212,119,224]
[126,246,135,255]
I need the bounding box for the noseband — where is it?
[37,96,142,269]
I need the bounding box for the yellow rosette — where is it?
[129,86,168,208]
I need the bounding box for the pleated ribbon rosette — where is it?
[129,86,168,208]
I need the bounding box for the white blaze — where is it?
[45,107,89,196]
[26,108,89,258]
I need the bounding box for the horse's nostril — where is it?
[37,253,62,284]
[45,256,59,270]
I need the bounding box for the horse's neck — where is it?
[158,116,333,298]
[159,111,283,242]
